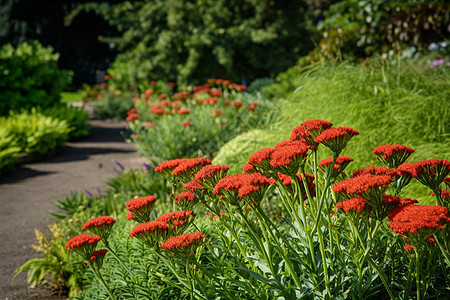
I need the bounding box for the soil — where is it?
[0,119,147,299]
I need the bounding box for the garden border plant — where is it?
[63,119,450,299]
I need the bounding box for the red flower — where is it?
[333,174,392,207]
[175,191,197,210]
[183,179,203,192]
[90,249,108,269]
[373,144,415,168]
[194,164,229,189]
[336,197,367,213]
[127,108,137,115]
[82,216,116,241]
[126,196,158,223]
[160,232,206,258]
[246,102,258,111]
[66,234,101,260]
[243,163,255,173]
[277,172,316,198]
[178,109,191,115]
[290,119,333,148]
[388,204,450,241]
[214,109,224,116]
[404,244,415,252]
[145,122,156,129]
[172,158,212,181]
[232,101,244,109]
[352,166,399,179]
[319,155,354,177]
[270,142,311,174]
[156,210,196,235]
[144,89,154,98]
[182,121,192,127]
[206,97,218,105]
[130,221,169,248]
[126,113,139,122]
[415,159,450,191]
[314,126,359,154]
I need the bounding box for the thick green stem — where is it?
[414,249,422,300]
[88,261,116,300]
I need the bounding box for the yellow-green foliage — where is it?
[0,109,72,154]
[0,127,21,172]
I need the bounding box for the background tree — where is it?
[67,0,317,87]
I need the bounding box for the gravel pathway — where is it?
[0,119,147,299]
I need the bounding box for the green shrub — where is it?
[0,109,72,154]
[39,105,90,139]
[0,127,21,174]
[0,41,72,115]
[93,92,134,120]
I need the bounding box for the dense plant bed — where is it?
[17,119,450,299]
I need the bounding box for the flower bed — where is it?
[20,118,450,299]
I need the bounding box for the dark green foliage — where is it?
[0,41,72,115]
[316,0,450,59]
[67,0,314,88]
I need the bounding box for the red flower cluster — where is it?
[65,234,101,260]
[156,210,196,234]
[126,196,157,211]
[178,108,191,115]
[319,156,354,170]
[277,172,316,198]
[290,119,333,148]
[246,101,258,111]
[270,142,311,169]
[194,165,230,182]
[388,204,450,238]
[90,249,108,261]
[82,216,116,230]
[415,159,450,190]
[130,221,168,238]
[232,101,244,109]
[352,166,399,179]
[314,126,359,154]
[372,144,415,168]
[82,216,116,240]
[182,121,192,127]
[126,196,157,222]
[333,174,392,195]
[172,157,212,178]
[66,234,101,250]
[160,231,206,252]
[175,191,196,209]
[336,197,367,213]
[126,113,139,122]
[183,179,203,192]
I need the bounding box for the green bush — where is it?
[93,92,135,120]
[0,127,21,174]
[0,41,72,115]
[39,105,90,139]
[0,109,72,154]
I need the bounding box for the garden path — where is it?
[0,119,147,299]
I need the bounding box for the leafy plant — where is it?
[0,40,72,115]
[0,109,72,154]
[14,224,84,298]
[39,105,90,139]
[93,92,134,120]
[0,127,20,174]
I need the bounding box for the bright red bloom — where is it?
[65,234,101,260]
[246,102,258,111]
[183,179,203,192]
[336,197,367,213]
[172,91,191,101]
[373,144,415,168]
[82,216,116,240]
[160,232,206,258]
[243,163,255,173]
[415,159,450,191]
[127,108,137,115]
[174,191,197,210]
[178,108,191,115]
[232,101,244,108]
[302,119,334,133]
[126,196,157,223]
[314,126,359,154]
[214,109,224,116]
[159,94,168,100]
[290,119,333,148]
[404,244,415,252]
[388,204,450,239]
[278,172,316,198]
[90,249,108,260]
[334,174,391,195]
[206,97,218,105]
[172,157,212,178]
[213,173,246,195]
[194,165,230,182]
[130,221,169,248]
[144,89,154,98]
[155,159,184,174]
[126,113,139,121]
[156,211,196,235]
[397,162,418,178]
[249,148,274,165]
[182,121,192,127]
[319,156,354,178]
[126,211,137,220]
[352,166,399,179]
